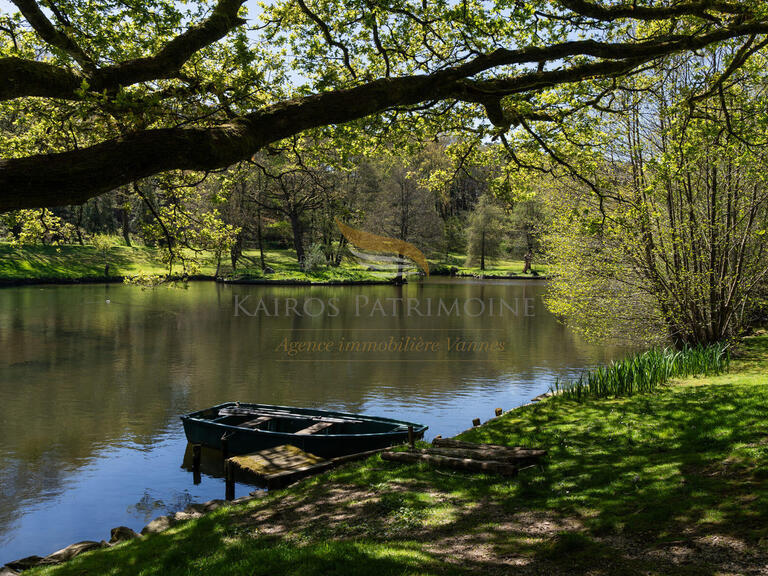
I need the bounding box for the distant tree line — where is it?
[0,138,546,274]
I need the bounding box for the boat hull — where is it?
[181,403,427,458]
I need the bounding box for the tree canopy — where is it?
[2,0,768,210]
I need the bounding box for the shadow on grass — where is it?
[31,377,768,576]
[0,244,154,280]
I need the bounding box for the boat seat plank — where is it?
[240,416,272,429]
[218,406,363,424]
[294,421,334,435]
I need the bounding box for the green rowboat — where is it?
[181,402,427,458]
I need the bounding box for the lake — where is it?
[0,279,628,564]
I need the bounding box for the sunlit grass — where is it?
[0,241,552,283]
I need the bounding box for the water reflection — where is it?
[0,279,627,563]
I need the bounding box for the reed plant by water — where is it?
[551,343,730,401]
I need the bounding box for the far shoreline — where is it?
[0,272,550,289]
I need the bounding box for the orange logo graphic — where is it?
[335,219,429,277]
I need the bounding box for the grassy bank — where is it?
[0,243,174,281]
[0,243,546,285]
[0,243,386,284]
[429,251,549,277]
[24,335,768,575]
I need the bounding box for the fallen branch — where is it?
[432,437,547,459]
[425,446,545,464]
[381,450,518,476]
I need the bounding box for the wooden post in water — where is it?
[495,407,503,417]
[472,418,481,427]
[408,426,415,450]
[221,432,231,471]
[192,444,202,485]
[225,460,235,501]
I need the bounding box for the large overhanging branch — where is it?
[93,0,247,87]
[557,0,751,22]
[0,56,82,99]
[1,30,763,211]
[0,5,762,102]
[1,3,768,210]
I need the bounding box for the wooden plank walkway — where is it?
[226,444,388,488]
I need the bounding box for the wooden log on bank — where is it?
[425,446,544,464]
[381,450,518,476]
[432,437,547,459]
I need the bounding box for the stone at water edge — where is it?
[4,556,45,571]
[139,499,247,536]
[109,526,139,544]
[184,502,207,515]
[173,510,203,522]
[201,499,226,512]
[0,566,20,576]
[141,515,174,535]
[186,499,228,514]
[45,541,107,563]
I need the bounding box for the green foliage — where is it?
[465,194,507,269]
[0,209,76,246]
[123,272,166,289]
[552,344,731,402]
[540,49,768,345]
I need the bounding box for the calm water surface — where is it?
[0,279,628,563]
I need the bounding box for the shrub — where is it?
[301,244,327,272]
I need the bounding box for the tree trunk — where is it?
[289,213,305,263]
[480,230,486,271]
[230,231,243,270]
[75,205,84,246]
[256,203,266,270]
[121,207,131,246]
[334,235,346,266]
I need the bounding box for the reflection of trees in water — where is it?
[0,281,629,542]
[0,450,75,543]
[0,456,22,545]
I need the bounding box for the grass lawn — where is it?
[0,243,382,283]
[25,335,768,575]
[0,242,547,284]
[0,243,177,281]
[430,251,549,277]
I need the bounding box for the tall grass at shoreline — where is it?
[552,343,730,401]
